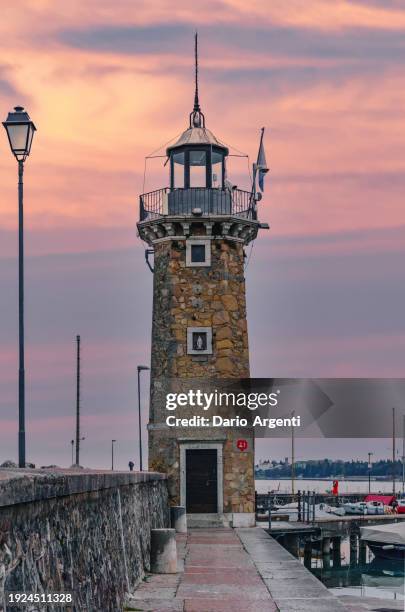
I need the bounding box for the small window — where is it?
[186,239,211,267]
[191,244,206,263]
[187,327,212,355]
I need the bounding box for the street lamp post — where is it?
[71,440,74,466]
[111,439,116,471]
[291,410,295,496]
[137,365,150,471]
[3,106,36,468]
[402,414,405,495]
[368,452,373,494]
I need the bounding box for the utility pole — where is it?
[402,415,405,495]
[111,440,116,471]
[392,407,396,495]
[137,365,149,471]
[291,410,295,496]
[368,452,373,494]
[75,335,81,466]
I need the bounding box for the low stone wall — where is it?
[0,469,169,611]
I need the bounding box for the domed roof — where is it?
[167,127,228,155]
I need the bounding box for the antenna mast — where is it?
[194,31,200,112]
[190,32,205,128]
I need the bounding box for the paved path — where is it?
[126,527,350,612]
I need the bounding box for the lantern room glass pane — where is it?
[173,151,185,188]
[212,151,223,188]
[189,150,206,187]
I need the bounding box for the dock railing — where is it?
[256,490,367,524]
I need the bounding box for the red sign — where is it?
[332,480,339,496]
[237,439,248,452]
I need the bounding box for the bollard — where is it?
[170,506,187,533]
[150,528,177,573]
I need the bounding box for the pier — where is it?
[127,527,349,611]
[1,469,402,610]
[265,514,405,567]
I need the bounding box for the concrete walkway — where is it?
[126,527,349,612]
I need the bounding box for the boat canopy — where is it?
[360,521,405,546]
[364,494,396,505]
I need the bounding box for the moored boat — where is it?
[360,521,405,561]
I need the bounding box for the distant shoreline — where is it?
[255,476,391,482]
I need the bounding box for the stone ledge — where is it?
[0,468,167,508]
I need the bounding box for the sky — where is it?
[0,0,405,470]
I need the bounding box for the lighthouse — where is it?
[137,36,268,527]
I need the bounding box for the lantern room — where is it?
[167,128,228,190]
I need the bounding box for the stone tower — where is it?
[137,37,267,526]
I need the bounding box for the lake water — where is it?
[262,479,405,604]
[303,536,404,603]
[255,478,400,495]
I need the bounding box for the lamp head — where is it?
[3,106,36,162]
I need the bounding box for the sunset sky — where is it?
[1,1,405,468]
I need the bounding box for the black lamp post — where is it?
[137,365,149,471]
[3,106,36,468]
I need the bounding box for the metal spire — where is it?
[194,32,200,113]
[190,32,205,128]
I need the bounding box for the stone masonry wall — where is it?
[150,237,249,384]
[148,234,254,515]
[0,469,169,611]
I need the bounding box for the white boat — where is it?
[360,521,405,561]
[343,501,368,515]
[328,506,345,517]
[342,500,384,515]
[365,500,384,515]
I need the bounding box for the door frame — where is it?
[179,442,223,513]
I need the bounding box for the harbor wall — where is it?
[0,469,169,611]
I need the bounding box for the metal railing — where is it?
[255,491,366,516]
[139,187,256,222]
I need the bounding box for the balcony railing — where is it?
[139,187,257,222]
